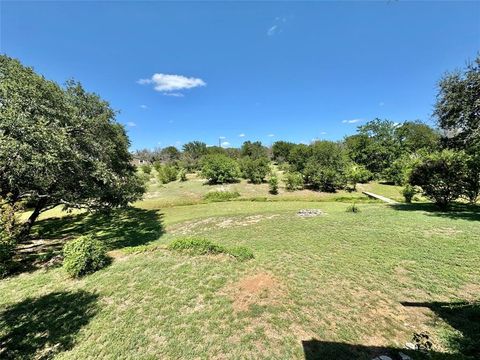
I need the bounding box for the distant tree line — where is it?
[135,56,479,209]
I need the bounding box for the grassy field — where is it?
[1,178,479,359]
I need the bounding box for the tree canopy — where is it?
[0,56,144,234]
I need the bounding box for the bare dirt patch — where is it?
[221,272,286,312]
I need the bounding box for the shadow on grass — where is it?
[402,301,480,358]
[303,300,479,359]
[0,291,98,359]
[16,207,164,273]
[390,203,480,222]
[302,340,458,360]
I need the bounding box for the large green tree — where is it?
[394,121,439,153]
[0,56,144,236]
[435,56,480,203]
[435,56,480,149]
[240,141,268,160]
[345,119,400,176]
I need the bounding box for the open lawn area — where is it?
[1,193,479,359]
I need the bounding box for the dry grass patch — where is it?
[169,214,280,235]
[221,272,286,312]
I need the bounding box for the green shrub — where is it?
[167,237,224,255]
[240,156,270,184]
[203,190,240,202]
[157,164,178,184]
[168,237,254,261]
[401,184,417,203]
[178,168,188,182]
[409,150,469,209]
[304,162,346,192]
[346,164,372,190]
[346,203,360,213]
[228,246,254,261]
[269,176,279,195]
[140,163,152,175]
[284,172,304,191]
[277,162,291,172]
[384,154,419,186]
[137,171,151,185]
[0,201,20,278]
[63,235,109,278]
[200,154,240,184]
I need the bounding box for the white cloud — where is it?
[140,104,148,109]
[267,134,275,137]
[342,119,362,124]
[379,102,385,107]
[221,141,230,148]
[126,121,136,127]
[239,133,245,137]
[219,136,226,140]
[320,131,327,135]
[267,25,278,36]
[137,73,206,96]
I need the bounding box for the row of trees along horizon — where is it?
[0,54,479,277]
[135,52,479,208]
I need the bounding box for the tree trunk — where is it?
[20,198,47,240]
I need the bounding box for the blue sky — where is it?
[1,1,479,150]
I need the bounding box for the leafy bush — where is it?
[136,171,151,185]
[157,164,178,184]
[63,235,109,278]
[304,161,346,192]
[384,154,419,186]
[269,176,279,195]
[200,154,240,184]
[168,237,224,255]
[409,150,469,209]
[284,172,304,191]
[0,201,20,278]
[401,184,417,203]
[140,164,152,175]
[463,153,480,204]
[346,203,360,213]
[346,164,372,190]
[228,246,254,261]
[203,190,240,202]
[277,162,291,172]
[240,156,270,184]
[168,237,254,261]
[178,168,188,182]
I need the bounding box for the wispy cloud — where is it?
[267,25,278,36]
[126,121,136,127]
[320,131,327,135]
[221,141,230,148]
[137,73,206,96]
[140,104,148,109]
[379,102,385,107]
[267,134,275,137]
[342,119,363,124]
[238,133,245,138]
[267,16,287,36]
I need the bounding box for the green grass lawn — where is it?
[2,180,479,359]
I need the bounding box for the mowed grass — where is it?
[1,196,479,359]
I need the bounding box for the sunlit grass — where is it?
[2,196,479,359]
